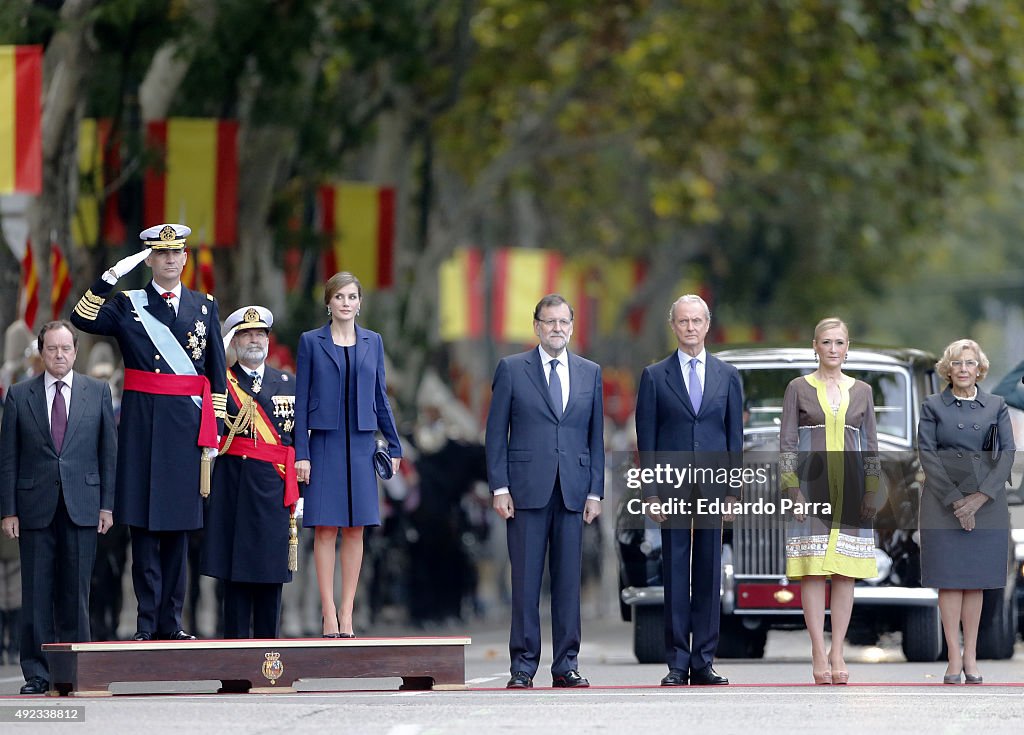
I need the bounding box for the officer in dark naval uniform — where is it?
[70,223,227,641]
[201,306,298,639]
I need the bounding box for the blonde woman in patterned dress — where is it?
[779,317,879,685]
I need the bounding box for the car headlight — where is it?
[863,549,893,585]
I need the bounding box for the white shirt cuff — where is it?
[493,487,509,496]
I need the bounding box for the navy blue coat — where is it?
[635,352,744,456]
[485,349,604,511]
[201,363,295,584]
[71,279,227,530]
[293,323,402,462]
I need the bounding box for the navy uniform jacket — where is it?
[71,279,227,530]
[0,372,117,528]
[201,363,295,584]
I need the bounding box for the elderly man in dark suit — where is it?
[635,294,744,686]
[0,321,116,695]
[71,223,227,641]
[486,294,604,689]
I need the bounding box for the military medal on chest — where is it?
[187,319,208,360]
[272,394,295,433]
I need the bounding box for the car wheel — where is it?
[633,605,663,664]
[977,587,1017,660]
[902,606,942,662]
[619,575,632,622]
[716,615,767,659]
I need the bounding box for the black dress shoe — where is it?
[338,633,356,639]
[552,670,590,688]
[506,671,534,689]
[690,666,729,685]
[20,677,49,694]
[160,630,197,641]
[131,631,152,641]
[660,668,688,686]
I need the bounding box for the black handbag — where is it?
[373,438,394,480]
[982,423,1000,463]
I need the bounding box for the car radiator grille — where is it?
[732,461,787,576]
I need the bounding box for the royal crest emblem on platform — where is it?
[262,651,284,685]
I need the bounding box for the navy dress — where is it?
[302,345,380,528]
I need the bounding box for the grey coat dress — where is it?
[918,387,1015,589]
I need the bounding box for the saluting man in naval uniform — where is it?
[201,305,298,639]
[71,223,226,641]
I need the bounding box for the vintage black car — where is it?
[616,346,1020,663]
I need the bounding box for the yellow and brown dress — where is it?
[779,374,880,579]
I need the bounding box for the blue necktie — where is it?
[688,357,702,414]
[548,359,563,418]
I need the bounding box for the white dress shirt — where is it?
[540,345,570,413]
[677,347,707,395]
[151,280,182,316]
[44,370,74,427]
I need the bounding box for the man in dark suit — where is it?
[201,305,297,638]
[0,321,116,694]
[635,294,743,686]
[71,223,226,641]
[486,294,604,689]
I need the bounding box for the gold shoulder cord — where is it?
[221,374,257,455]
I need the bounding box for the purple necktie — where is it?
[51,380,67,453]
[688,358,702,414]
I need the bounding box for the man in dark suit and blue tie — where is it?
[635,295,743,686]
[0,321,116,694]
[486,294,604,689]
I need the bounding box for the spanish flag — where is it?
[439,247,484,341]
[0,45,42,195]
[318,182,395,289]
[491,248,563,344]
[50,243,72,320]
[19,242,39,330]
[74,118,127,247]
[144,119,238,246]
[181,242,215,294]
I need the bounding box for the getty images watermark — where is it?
[622,463,833,518]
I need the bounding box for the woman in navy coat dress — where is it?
[294,272,402,637]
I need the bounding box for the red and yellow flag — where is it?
[318,182,395,289]
[195,242,215,294]
[0,45,41,195]
[491,248,563,344]
[144,119,238,245]
[180,242,215,293]
[439,247,485,341]
[19,241,39,329]
[74,118,127,246]
[50,243,72,320]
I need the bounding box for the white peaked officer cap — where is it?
[223,305,274,340]
[140,223,191,250]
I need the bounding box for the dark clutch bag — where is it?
[982,423,1000,463]
[373,439,394,480]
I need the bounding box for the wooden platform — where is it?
[41,636,471,697]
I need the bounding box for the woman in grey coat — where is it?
[918,339,1014,685]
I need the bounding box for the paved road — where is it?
[1,616,1022,733]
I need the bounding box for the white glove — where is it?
[102,247,152,284]
[294,497,304,519]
